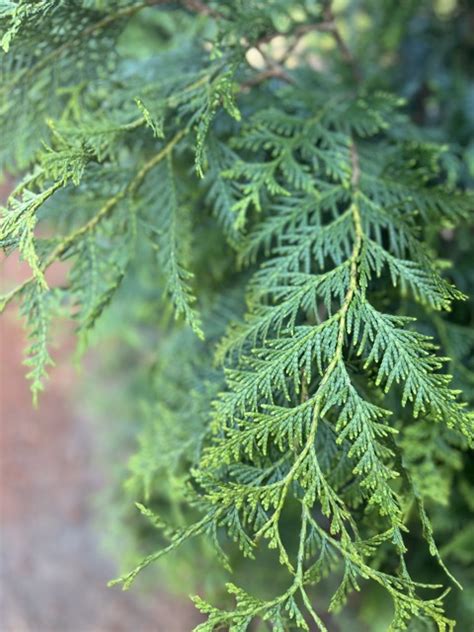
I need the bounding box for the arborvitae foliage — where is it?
[1,1,473,630]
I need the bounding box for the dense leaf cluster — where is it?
[1,1,473,630]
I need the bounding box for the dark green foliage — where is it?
[1,1,473,630]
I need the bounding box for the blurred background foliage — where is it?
[72,1,474,630]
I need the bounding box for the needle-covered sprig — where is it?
[1,1,473,630]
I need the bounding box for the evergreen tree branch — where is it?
[0,130,186,312]
[2,2,157,92]
[1,2,472,628]
[252,172,364,543]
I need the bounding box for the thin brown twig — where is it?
[253,20,333,49]
[323,4,362,85]
[254,43,296,85]
[279,20,336,64]
[181,0,226,19]
[247,8,362,89]
[240,67,295,90]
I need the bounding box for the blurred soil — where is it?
[0,179,199,631]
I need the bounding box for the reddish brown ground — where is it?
[0,180,199,631]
